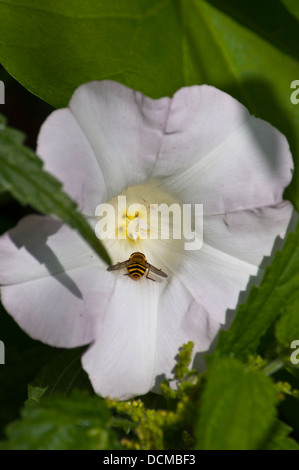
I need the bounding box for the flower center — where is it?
[94,179,186,270]
[118,205,150,242]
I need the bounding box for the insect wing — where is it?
[107,260,130,272]
[146,262,168,278]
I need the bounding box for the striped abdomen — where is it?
[127,262,146,280]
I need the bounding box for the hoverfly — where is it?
[107,252,167,281]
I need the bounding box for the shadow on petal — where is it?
[9,216,83,299]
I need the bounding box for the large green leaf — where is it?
[0,115,110,264]
[195,357,278,450]
[215,219,299,360]
[275,297,299,348]
[263,419,299,450]
[25,347,92,408]
[0,346,55,439]
[0,0,298,205]
[206,0,299,61]
[181,0,299,207]
[0,0,183,107]
[1,390,121,450]
[281,0,299,21]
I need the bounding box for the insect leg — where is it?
[146,269,156,282]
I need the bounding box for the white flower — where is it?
[0,81,294,400]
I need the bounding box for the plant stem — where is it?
[262,358,285,376]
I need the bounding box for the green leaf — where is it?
[275,297,299,348]
[0,0,184,108]
[215,219,299,360]
[25,347,93,408]
[263,419,299,450]
[1,390,121,450]
[0,345,55,438]
[25,385,48,409]
[181,0,299,207]
[0,0,298,203]
[206,0,299,61]
[280,0,299,21]
[195,357,278,450]
[0,115,110,264]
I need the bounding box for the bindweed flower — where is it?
[0,81,295,400]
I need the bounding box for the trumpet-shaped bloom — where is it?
[0,81,294,400]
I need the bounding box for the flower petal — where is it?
[167,244,259,325]
[153,85,251,176]
[154,275,220,384]
[154,86,293,214]
[82,273,221,400]
[2,81,295,403]
[203,201,295,266]
[0,215,113,347]
[82,276,163,400]
[37,108,106,217]
[67,80,171,200]
[176,201,293,325]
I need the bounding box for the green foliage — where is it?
[2,342,299,450]
[206,0,298,60]
[25,347,93,408]
[107,342,202,450]
[216,219,299,361]
[0,0,183,107]
[106,345,299,450]
[0,342,201,450]
[0,114,110,264]
[195,357,278,450]
[280,0,299,21]
[0,346,55,438]
[263,419,299,450]
[172,341,197,380]
[275,297,299,348]
[0,0,298,207]
[1,390,121,450]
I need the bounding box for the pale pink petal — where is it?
[175,201,293,325]
[68,80,171,200]
[203,201,295,266]
[37,81,173,214]
[37,109,106,217]
[154,86,293,214]
[154,276,220,384]
[83,274,221,400]
[152,85,251,176]
[0,215,113,347]
[82,276,163,400]
[164,244,259,326]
